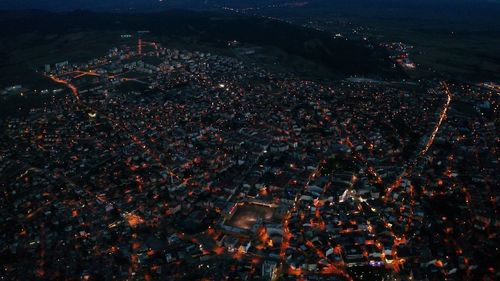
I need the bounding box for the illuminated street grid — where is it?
[0,42,498,281]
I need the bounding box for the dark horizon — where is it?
[1,0,500,11]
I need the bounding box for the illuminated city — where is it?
[0,1,498,281]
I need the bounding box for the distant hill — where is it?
[0,9,400,87]
[1,0,499,15]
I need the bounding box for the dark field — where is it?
[233,0,500,81]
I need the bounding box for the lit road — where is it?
[385,81,452,199]
[47,74,80,102]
